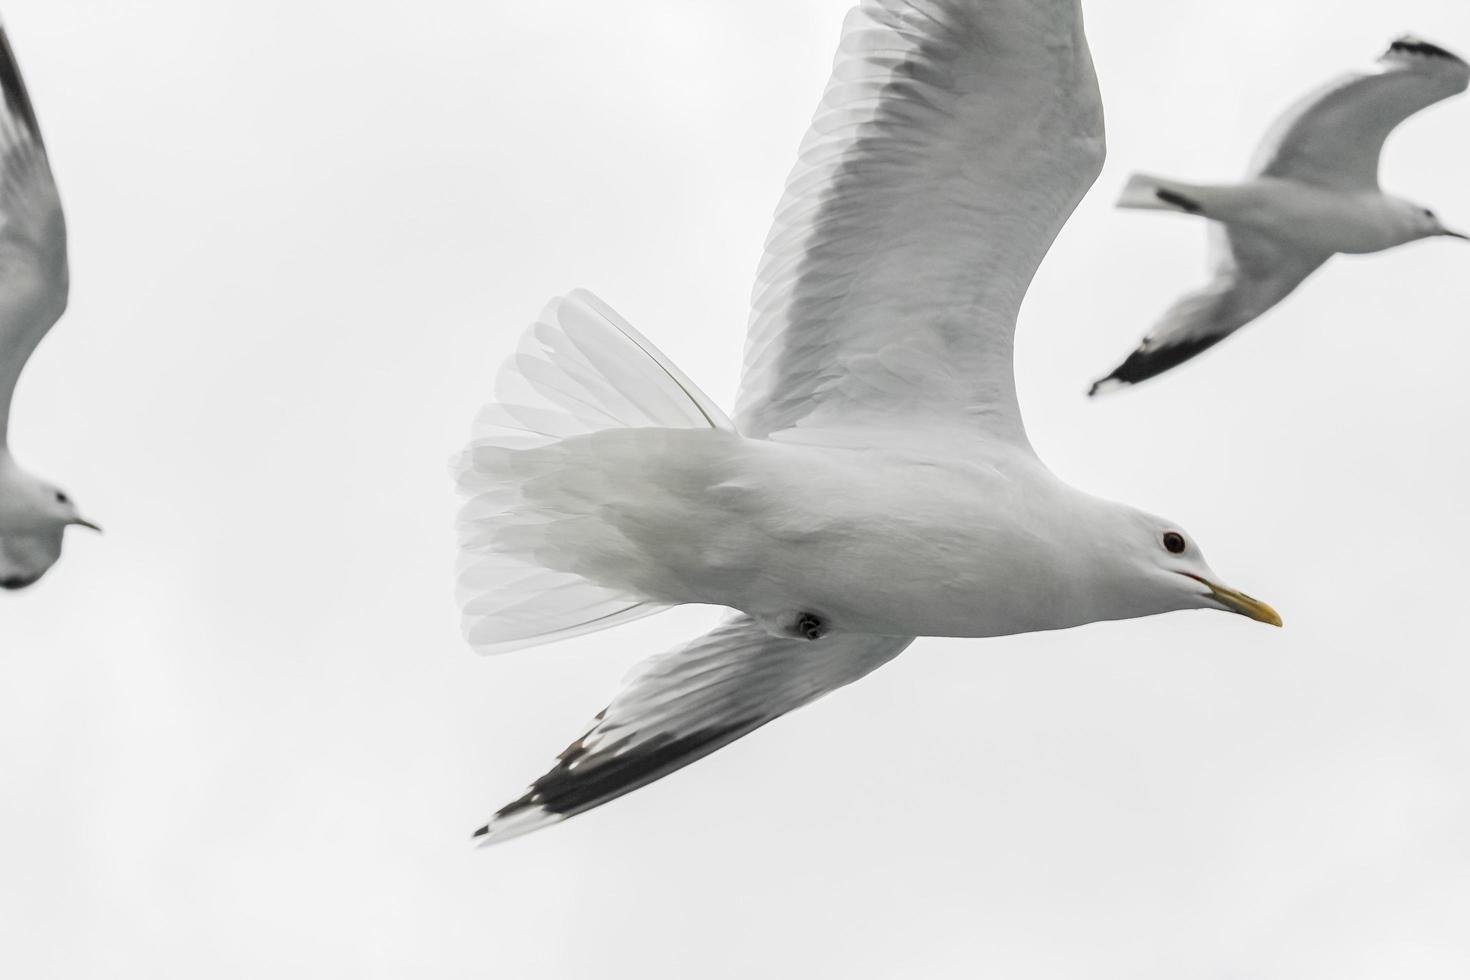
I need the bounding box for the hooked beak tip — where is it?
[1214,584,1282,627]
[1182,573,1282,627]
[1251,603,1284,628]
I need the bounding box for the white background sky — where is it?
[3,1,1470,977]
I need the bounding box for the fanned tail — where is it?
[454,290,733,654]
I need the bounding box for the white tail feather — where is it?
[454,290,732,654]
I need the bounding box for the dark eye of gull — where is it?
[1163,532,1186,554]
[55,491,69,504]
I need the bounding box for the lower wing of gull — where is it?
[474,616,911,845]
[1253,36,1469,192]
[1089,225,1328,393]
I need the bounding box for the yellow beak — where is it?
[1183,573,1282,627]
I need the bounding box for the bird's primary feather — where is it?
[474,615,910,845]
[1090,225,1327,393]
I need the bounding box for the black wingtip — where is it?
[1388,36,1468,66]
[0,25,44,150]
[1091,333,1228,391]
[525,723,754,823]
[471,825,491,839]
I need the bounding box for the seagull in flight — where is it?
[455,0,1281,846]
[0,21,99,591]
[1091,36,1469,394]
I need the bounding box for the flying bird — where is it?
[0,22,99,591]
[455,0,1281,846]
[1090,36,1470,394]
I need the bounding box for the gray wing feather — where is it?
[736,0,1103,451]
[0,22,67,446]
[1253,37,1469,191]
[1090,227,1326,392]
[474,615,912,844]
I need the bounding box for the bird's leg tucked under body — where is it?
[757,610,829,641]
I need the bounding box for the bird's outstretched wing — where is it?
[1089,226,1327,393]
[736,0,1104,452]
[474,615,912,844]
[1253,36,1469,191]
[0,22,67,447]
[0,526,61,590]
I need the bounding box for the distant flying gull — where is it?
[1090,36,1469,394]
[0,22,99,591]
[455,0,1281,846]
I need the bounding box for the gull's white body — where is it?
[1146,177,1437,255]
[0,22,93,590]
[1093,37,1470,393]
[455,0,1277,845]
[490,426,1204,641]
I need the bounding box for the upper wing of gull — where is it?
[474,615,911,845]
[1253,36,1469,191]
[735,0,1104,452]
[1090,225,1328,392]
[0,21,66,448]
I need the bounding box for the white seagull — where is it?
[1091,36,1469,394]
[455,0,1281,846]
[0,22,98,591]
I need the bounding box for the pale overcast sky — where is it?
[4,1,1470,977]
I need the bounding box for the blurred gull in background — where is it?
[0,21,99,592]
[1091,36,1470,393]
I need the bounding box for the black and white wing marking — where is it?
[0,21,66,447]
[473,615,912,844]
[1253,36,1469,192]
[1089,226,1328,393]
[736,0,1104,452]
